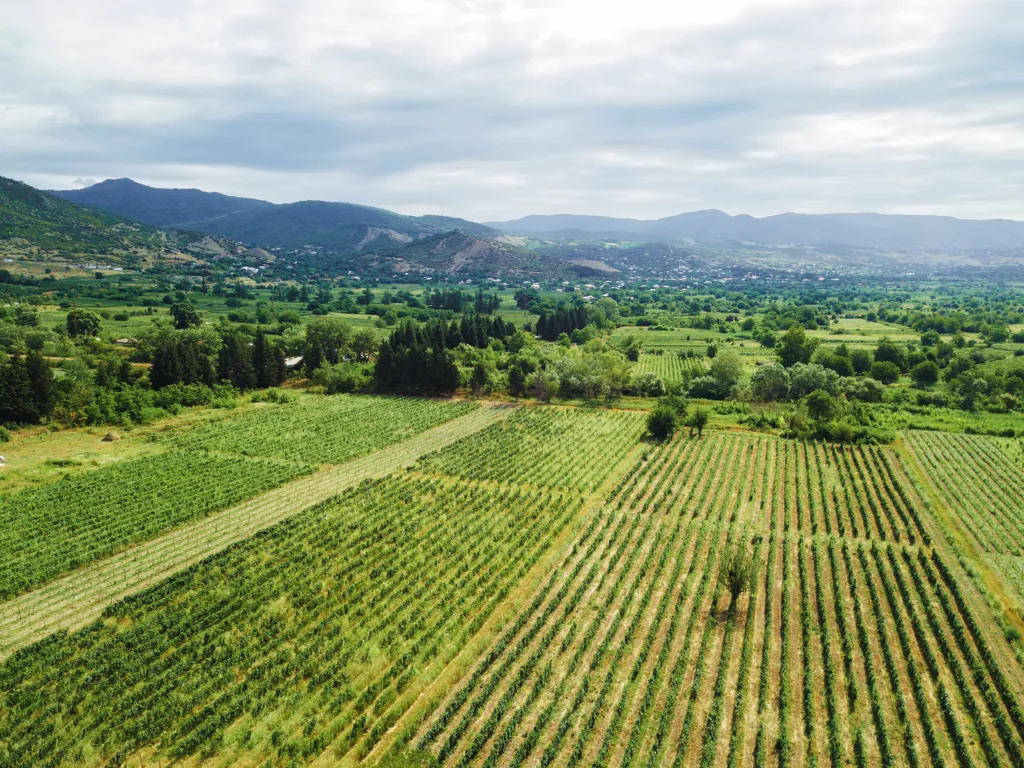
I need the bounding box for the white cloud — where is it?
[1,0,1022,220]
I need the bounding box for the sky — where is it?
[2,0,1023,222]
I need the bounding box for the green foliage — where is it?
[687,405,710,436]
[647,404,677,441]
[65,309,101,338]
[750,362,790,401]
[776,326,819,367]
[870,360,901,385]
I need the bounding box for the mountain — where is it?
[51,179,499,251]
[1,176,166,260]
[0,176,267,267]
[488,210,1024,249]
[371,231,555,277]
[50,178,271,229]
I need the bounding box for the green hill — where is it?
[0,176,166,261]
[0,176,267,268]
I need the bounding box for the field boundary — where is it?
[0,404,514,659]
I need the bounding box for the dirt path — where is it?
[0,405,513,659]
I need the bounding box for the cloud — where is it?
[2,0,1023,220]
[72,177,97,187]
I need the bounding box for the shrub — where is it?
[646,404,677,441]
[0,425,10,443]
[869,360,901,384]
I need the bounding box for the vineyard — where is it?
[414,407,645,492]
[632,352,708,385]
[163,395,476,465]
[0,452,311,601]
[3,410,1024,768]
[904,431,1024,601]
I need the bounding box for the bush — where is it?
[631,371,666,397]
[869,360,901,384]
[0,425,10,443]
[911,360,939,385]
[687,375,733,400]
[313,362,372,394]
[647,404,678,441]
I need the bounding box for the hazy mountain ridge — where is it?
[488,209,1024,248]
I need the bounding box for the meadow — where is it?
[3,404,1024,768]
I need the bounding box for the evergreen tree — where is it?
[25,350,56,419]
[217,332,256,390]
[0,355,35,424]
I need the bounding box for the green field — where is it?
[4,404,1024,768]
[162,394,476,465]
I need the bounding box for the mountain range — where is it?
[487,210,1024,249]
[52,178,499,252]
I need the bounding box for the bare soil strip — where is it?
[0,405,513,659]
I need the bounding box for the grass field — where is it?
[4,407,1024,767]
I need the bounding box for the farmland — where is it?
[904,431,1024,602]
[632,352,707,386]
[3,406,1024,768]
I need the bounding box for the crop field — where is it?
[632,352,707,384]
[0,452,312,601]
[3,410,1024,768]
[415,407,645,492]
[904,431,1024,600]
[162,395,476,465]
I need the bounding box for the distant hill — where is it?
[488,209,1024,249]
[51,178,272,229]
[51,179,500,251]
[372,231,556,277]
[0,176,267,267]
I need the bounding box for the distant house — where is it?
[284,356,304,370]
[113,338,136,346]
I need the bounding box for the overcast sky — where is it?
[2,0,1023,221]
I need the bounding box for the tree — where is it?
[508,362,527,397]
[869,360,901,385]
[750,363,790,401]
[217,331,256,390]
[710,349,743,388]
[776,326,818,367]
[631,372,665,397]
[788,363,840,399]
[658,393,688,421]
[170,302,202,330]
[66,309,101,338]
[688,406,710,437]
[804,389,837,423]
[350,328,379,362]
[874,337,908,371]
[721,544,753,610]
[305,317,353,366]
[849,348,872,375]
[647,404,677,441]
[0,355,35,424]
[527,368,560,401]
[911,360,939,386]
